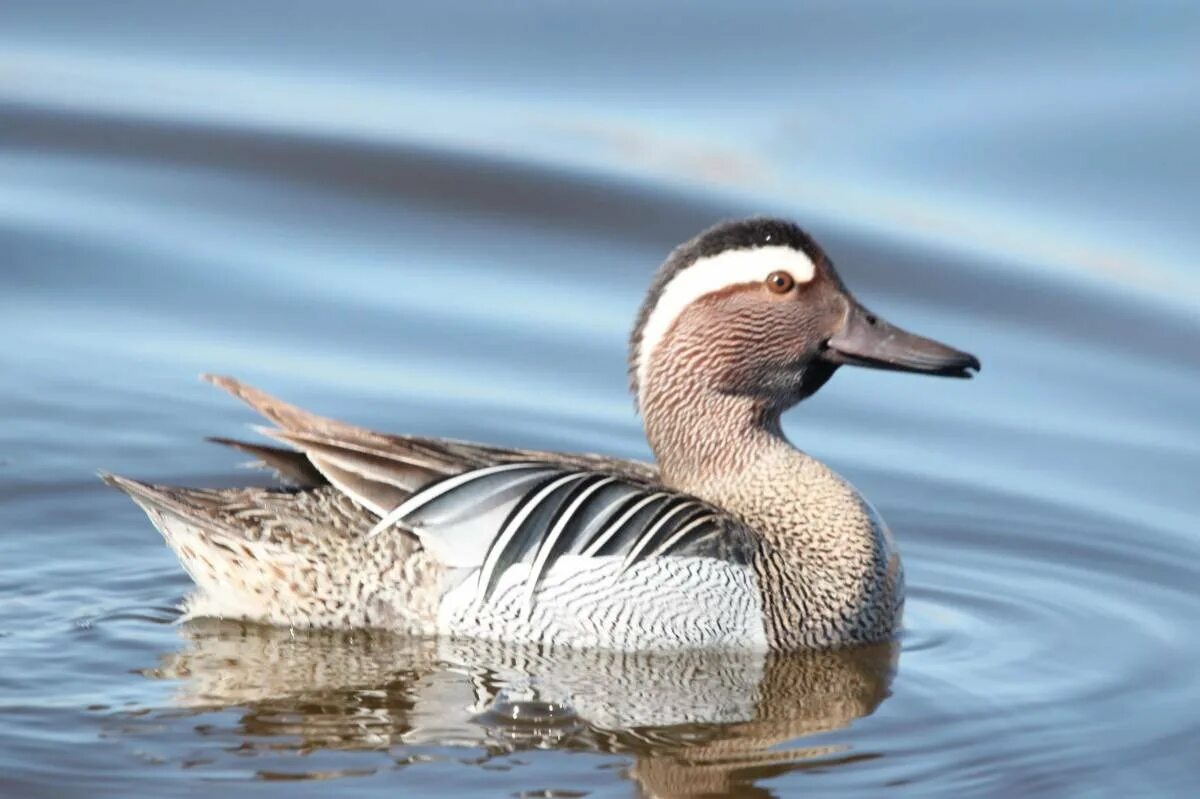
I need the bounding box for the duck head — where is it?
[630,218,980,416]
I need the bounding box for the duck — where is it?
[103,217,979,650]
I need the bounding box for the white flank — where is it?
[636,245,816,406]
[438,555,770,650]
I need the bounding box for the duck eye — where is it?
[766,270,795,294]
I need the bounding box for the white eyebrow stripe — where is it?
[636,245,816,406]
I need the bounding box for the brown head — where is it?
[629,218,979,479]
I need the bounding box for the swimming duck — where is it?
[104,218,979,650]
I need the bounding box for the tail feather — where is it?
[262,427,460,472]
[100,471,272,612]
[201,374,367,439]
[200,375,471,506]
[262,429,452,485]
[99,471,424,628]
[99,472,258,540]
[99,471,219,520]
[206,437,327,487]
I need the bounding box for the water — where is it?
[2,2,1199,796]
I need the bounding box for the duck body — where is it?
[105,218,976,650]
[106,403,894,650]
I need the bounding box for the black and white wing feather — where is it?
[370,463,756,607]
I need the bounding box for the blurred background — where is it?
[2,2,1198,797]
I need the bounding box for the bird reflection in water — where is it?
[142,621,896,796]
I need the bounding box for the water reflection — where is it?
[145,620,895,795]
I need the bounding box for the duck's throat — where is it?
[641,380,784,495]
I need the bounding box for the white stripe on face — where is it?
[636,245,817,407]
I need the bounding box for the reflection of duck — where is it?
[105,218,978,649]
[148,621,896,796]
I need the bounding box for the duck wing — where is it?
[204,374,658,507]
[204,376,756,608]
[369,463,756,610]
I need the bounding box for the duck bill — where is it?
[823,303,980,378]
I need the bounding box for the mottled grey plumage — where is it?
[104,217,979,650]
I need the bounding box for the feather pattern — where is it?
[365,461,754,609]
[367,462,553,537]
[521,475,620,610]
[475,471,591,605]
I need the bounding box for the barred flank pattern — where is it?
[440,556,766,649]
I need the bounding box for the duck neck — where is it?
[642,381,786,494]
[640,375,904,648]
